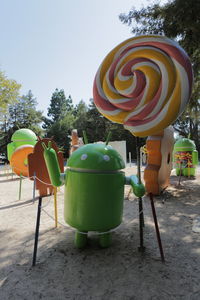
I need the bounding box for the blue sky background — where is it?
[1,0,162,115]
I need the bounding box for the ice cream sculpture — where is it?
[69,129,83,155]
[173,138,198,177]
[43,142,145,248]
[7,128,37,176]
[93,35,193,194]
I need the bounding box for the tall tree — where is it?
[46,89,73,122]
[43,89,75,157]
[8,90,43,134]
[73,100,88,135]
[119,0,200,151]
[0,70,21,114]
[84,99,110,143]
[86,99,142,159]
[0,90,43,155]
[45,112,75,157]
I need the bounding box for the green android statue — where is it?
[7,128,37,161]
[173,138,198,177]
[43,142,145,248]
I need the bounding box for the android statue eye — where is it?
[81,154,88,160]
[103,155,110,161]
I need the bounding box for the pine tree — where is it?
[47,89,73,122]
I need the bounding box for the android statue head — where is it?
[67,143,125,171]
[43,140,145,249]
[173,137,198,177]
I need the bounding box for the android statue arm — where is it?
[125,175,145,198]
[42,142,65,187]
[192,150,198,166]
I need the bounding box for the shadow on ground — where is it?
[0,175,200,299]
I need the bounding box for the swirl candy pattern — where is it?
[93,35,193,137]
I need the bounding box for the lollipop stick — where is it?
[136,137,145,252]
[149,193,165,262]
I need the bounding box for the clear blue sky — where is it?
[1,0,161,115]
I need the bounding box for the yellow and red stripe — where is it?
[93,35,193,137]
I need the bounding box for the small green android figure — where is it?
[173,138,198,177]
[43,142,145,248]
[7,128,37,161]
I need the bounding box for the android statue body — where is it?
[43,142,145,248]
[173,138,198,177]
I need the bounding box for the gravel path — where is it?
[0,166,200,299]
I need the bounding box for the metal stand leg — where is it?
[136,137,145,252]
[32,196,42,266]
[138,197,145,252]
[149,193,165,262]
[32,172,36,203]
[54,187,58,228]
[18,173,22,201]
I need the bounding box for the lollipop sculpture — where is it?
[93,35,193,259]
[93,35,193,137]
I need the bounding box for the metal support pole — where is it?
[33,172,36,203]
[149,193,165,262]
[136,137,145,252]
[129,152,132,167]
[54,187,58,228]
[32,196,42,266]
[18,173,22,201]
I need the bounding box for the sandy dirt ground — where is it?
[0,165,200,300]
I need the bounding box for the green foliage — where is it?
[119,0,200,154]
[0,90,43,155]
[82,99,109,143]
[73,100,88,131]
[43,94,142,160]
[0,70,21,116]
[43,89,75,157]
[78,99,142,159]
[8,90,43,134]
[47,89,73,122]
[119,0,200,77]
[45,113,75,156]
